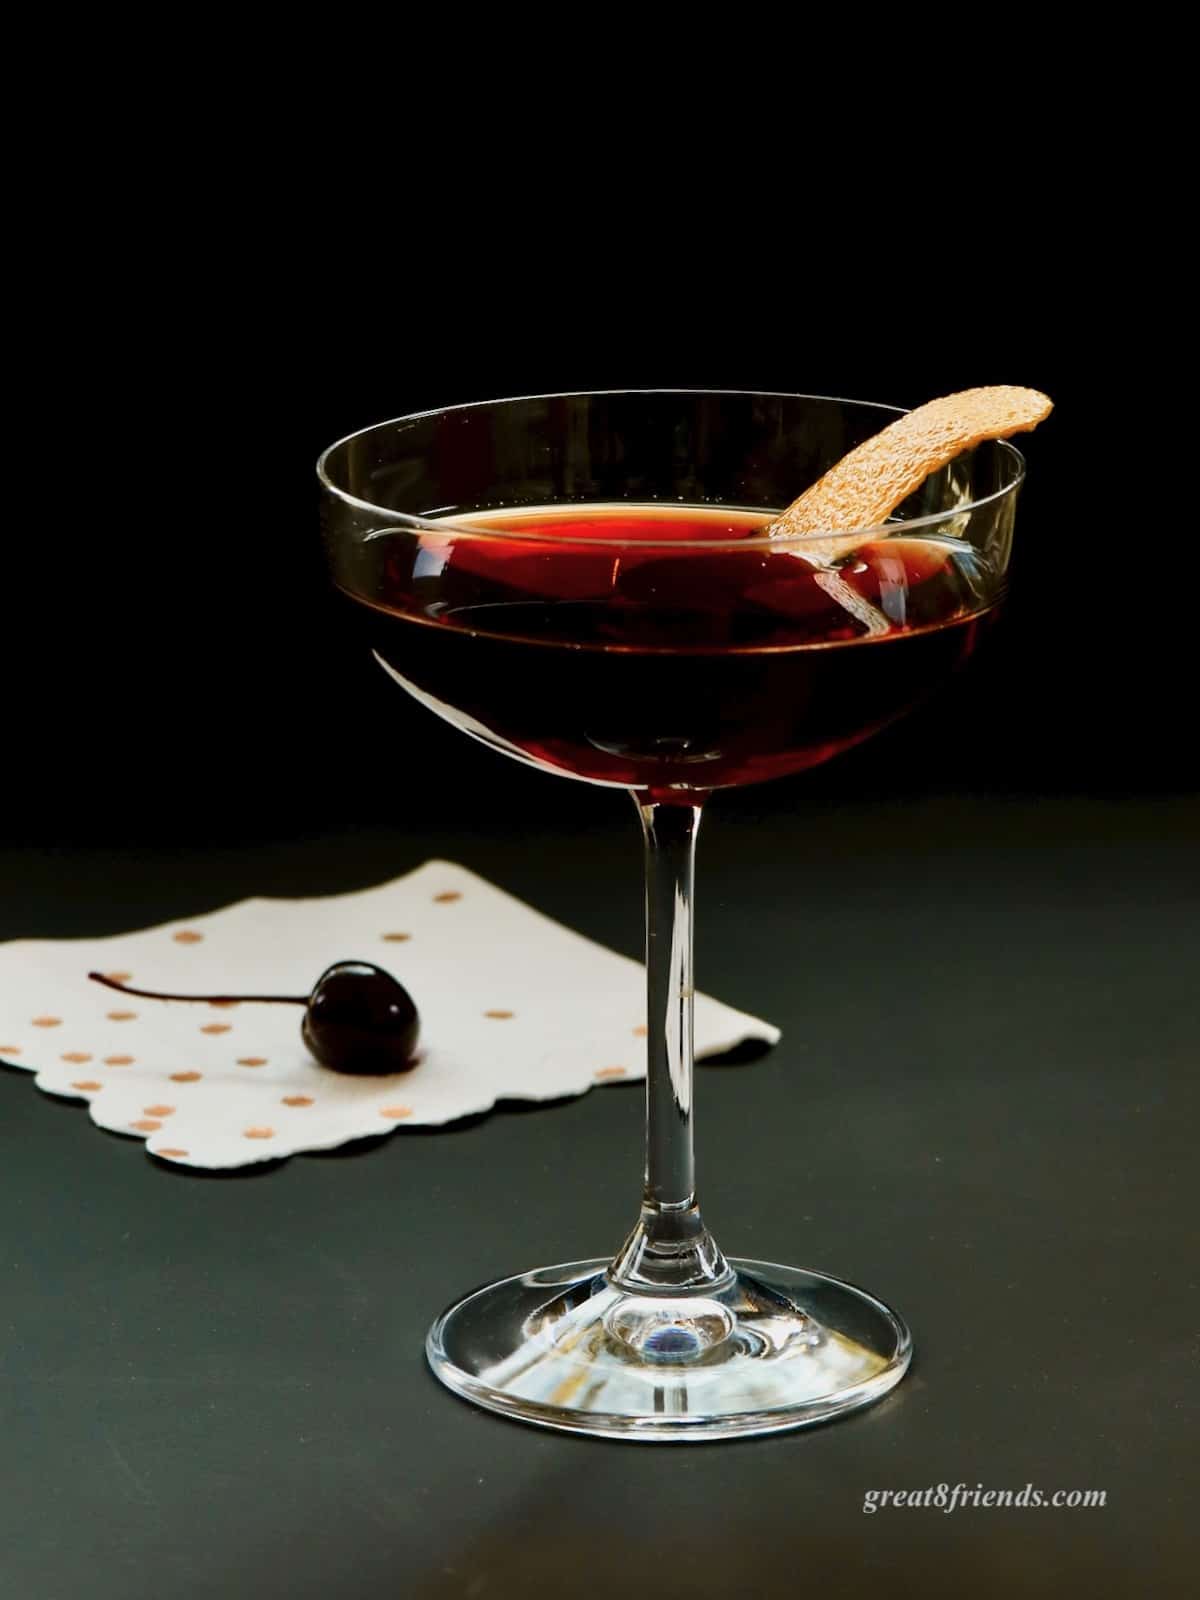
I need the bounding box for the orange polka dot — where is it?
[32,1016,62,1028]
[484,1009,514,1020]
[61,1051,93,1064]
[170,1070,202,1083]
[237,1057,267,1067]
[155,1147,189,1159]
[433,891,462,903]
[594,1066,627,1080]
[382,932,411,942]
[0,1045,21,1054]
[144,1104,175,1117]
[130,1119,162,1132]
[379,1106,413,1120]
[281,1095,313,1107]
[106,1010,137,1022]
[243,1126,275,1140]
[104,971,133,984]
[208,999,240,1009]
[632,1024,648,1037]
[104,1054,134,1066]
[172,930,204,944]
[71,1080,102,1092]
[200,1024,231,1035]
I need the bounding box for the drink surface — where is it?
[341,504,996,795]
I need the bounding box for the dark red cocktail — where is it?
[341,503,992,797]
[319,389,1034,1442]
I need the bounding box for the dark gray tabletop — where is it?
[2,794,1196,1599]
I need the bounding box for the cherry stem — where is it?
[87,972,309,1006]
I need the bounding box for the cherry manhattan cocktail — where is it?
[319,387,1049,1440]
[344,503,993,797]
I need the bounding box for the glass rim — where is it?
[316,388,1027,550]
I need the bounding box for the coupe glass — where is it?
[318,391,1023,1440]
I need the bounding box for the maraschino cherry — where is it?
[87,963,420,1075]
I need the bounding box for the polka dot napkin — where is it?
[0,861,779,1169]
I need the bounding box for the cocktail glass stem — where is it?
[608,799,732,1294]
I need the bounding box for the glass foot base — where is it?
[426,1257,912,1441]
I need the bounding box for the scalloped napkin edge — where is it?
[0,860,779,1169]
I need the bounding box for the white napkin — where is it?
[0,861,779,1169]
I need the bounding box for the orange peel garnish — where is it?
[768,385,1052,563]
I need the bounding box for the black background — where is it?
[9,172,1191,851]
[5,101,1197,1599]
